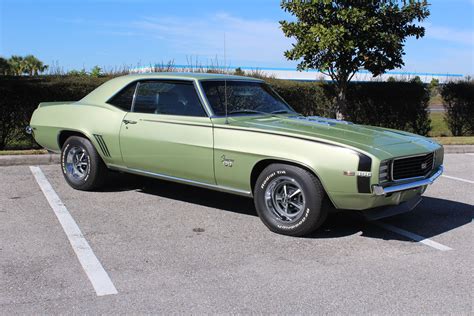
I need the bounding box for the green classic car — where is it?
[28,73,444,236]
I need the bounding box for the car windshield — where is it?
[200,80,296,116]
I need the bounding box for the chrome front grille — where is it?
[392,152,434,181]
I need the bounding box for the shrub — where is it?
[441,80,474,136]
[268,79,335,117]
[0,76,108,149]
[268,80,431,136]
[337,81,431,136]
[0,75,436,150]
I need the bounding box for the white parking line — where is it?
[30,166,118,296]
[466,153,474,156]
[441,175,474,184]
[374,221,452,251]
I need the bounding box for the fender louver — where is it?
[93,134,111,157]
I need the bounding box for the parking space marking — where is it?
[374,222,452,251]
[441,175,474,184]
[29,166,118,296]
[466,153,474,156]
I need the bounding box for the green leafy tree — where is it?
[234,67,245,76]
[410,76,423,84]
[429,77,440,96]
[280,0,430,115]
[90,65,102,77]
[0,57,10,75]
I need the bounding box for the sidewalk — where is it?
[0,153,60,166]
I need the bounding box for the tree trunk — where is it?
[335,80,348,120]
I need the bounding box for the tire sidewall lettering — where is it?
[83,153,91,182]
[260,170,286,189]
[277,207,311,230]
[61,143,70,175]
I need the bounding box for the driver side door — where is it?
[118,80,215,184]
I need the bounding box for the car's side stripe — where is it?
[357,153,372,193]
[212,125,344,149]
[140,119,212,128]
[137,120,357,151]
[128,120,360,153]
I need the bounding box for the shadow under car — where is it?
[101,172,473,242]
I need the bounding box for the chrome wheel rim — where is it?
[264,176,305,222]
[65,146,89,180]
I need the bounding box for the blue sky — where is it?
[1,0,473,75]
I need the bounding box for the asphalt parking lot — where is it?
[1,154,473,314]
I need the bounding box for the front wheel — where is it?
[254,164,328,236]
[61,136,108,191]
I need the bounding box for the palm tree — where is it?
[24,55,48,76]
[8,55,26,76]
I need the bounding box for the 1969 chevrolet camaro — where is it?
[28,73,444,236]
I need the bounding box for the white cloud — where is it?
[130,13,294,66]
[425,24,474,46]
[54,13,473,74]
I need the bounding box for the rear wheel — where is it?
[61,136,108,190]
[254,163,327,236]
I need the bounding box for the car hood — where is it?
[228,115,439,158]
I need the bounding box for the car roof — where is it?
[80,72,263,105]
[124,72,264,81]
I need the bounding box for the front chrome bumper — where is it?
[372,165,443,196]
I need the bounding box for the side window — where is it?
[132,81,206,117]
[107,82,137,111]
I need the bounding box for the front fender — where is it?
[212,126,379,202]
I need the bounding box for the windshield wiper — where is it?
[271,110,293,114]
[228,109,269,115]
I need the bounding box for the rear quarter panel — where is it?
[30,102,125,164]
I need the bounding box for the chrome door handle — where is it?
[123,119,137,125]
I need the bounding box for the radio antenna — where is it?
[224,32,229,125]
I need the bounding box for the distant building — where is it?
[132,65,464,83]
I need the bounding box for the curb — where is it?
[443,145,474,154]
[0,145,472,167]
[0,153,60,166]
